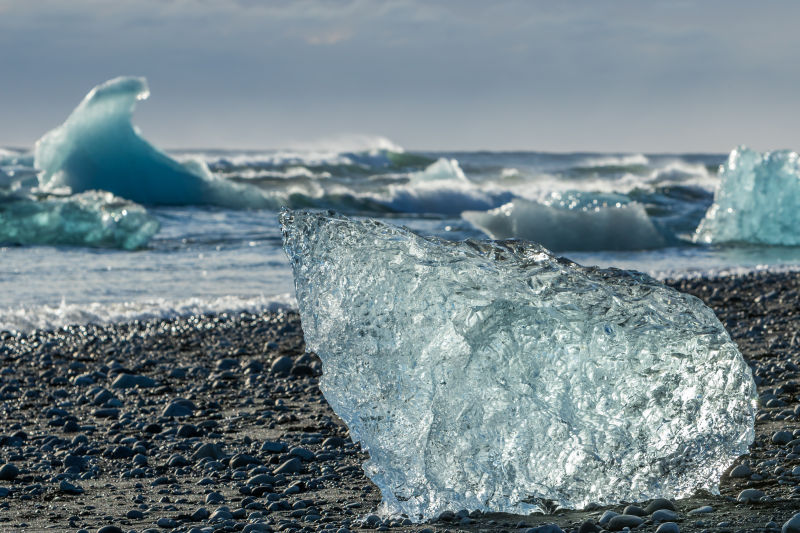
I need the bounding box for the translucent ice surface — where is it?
[282,209,756,520]
[695,146,800,245]
[34,77,268,208]
[0,190,159,249]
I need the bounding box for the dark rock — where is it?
[270,356,293,375]
[608,515,644,531]
[783,513,800,533]
[0,463,19,481]
[524,525,563,533]
[644,498,677,513]
[111,373,157,389]
[623,505,646,516]
[59,480,84,494]
[737,488,766,503]
[192,442,225,461]
[273,457,303,474]
[260,441,287,453]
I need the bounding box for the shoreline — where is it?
[0,271,798,532]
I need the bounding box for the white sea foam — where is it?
[463,198,665,251]
[0,293,297,334]
[578,153,650,168]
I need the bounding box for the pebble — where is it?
[161,399,194,417]
[578,521,600,533]
[688,505,713,515]
[599,510,619,525]
[97,527,124,533]
[192,442,225,461]
[652,509,679,522]
[0,463,20,481]
[655,523,680,533]
[645,498,677,513]
[270,356,293,375]
[729,464,752,477]
[524,525,563,533]
[111,373,158,389]
[260,441,287,453]
[608,515,644,531]
[623,505,646,516]
[59,480,84,494]
[737,488,766,503]
[772,431,793,444]
[273,457,303,474]
[156,517,178,528]
[783,514,800,533]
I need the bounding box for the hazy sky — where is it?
[1,0,799,152]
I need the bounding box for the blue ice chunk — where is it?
[0,190,159,249]
[34,77,268,208]
[695,146,800,245]
[282,209,756,520]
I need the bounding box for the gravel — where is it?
[0,271,799,532]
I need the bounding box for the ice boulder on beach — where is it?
[695,146,800,245]
[281,209,756,520]
[34,76,267,208]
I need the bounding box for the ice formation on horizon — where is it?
[0,190,159,250]
[463,196,665,251]
[695,146,800,245]
[282,209,756,520]
[34,77,268,208]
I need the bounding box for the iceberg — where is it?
[34,77,269,208]
[0,190,159,250]
[695,146,800,245]
[282,209,756,520]
[463,196,666,251]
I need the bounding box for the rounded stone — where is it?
[608,515,644,531]
[273,457,303,474]
[656,523,680,533]
[729,464,752,478]
[623,505,647,516]
[0,464,19,481]
[783,513,800,533]
[270,356,293,375]
[737,488,765,503]
[96,527,124,533]
[645,498,677,513]
[772,431,793,445]
[652,509,679,522]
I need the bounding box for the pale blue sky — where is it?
[1,0,798,152]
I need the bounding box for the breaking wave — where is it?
[463,196,666,252]
[0,293,297,333]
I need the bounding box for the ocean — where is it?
[3,77,800,333]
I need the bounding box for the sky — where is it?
[1,0,799,152]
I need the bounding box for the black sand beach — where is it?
[0,271,799,533]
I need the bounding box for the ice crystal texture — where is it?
[281,209,756,520]
[695,146,800,245]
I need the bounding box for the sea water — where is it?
[7,145,800,333]
[4,77,800,332]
